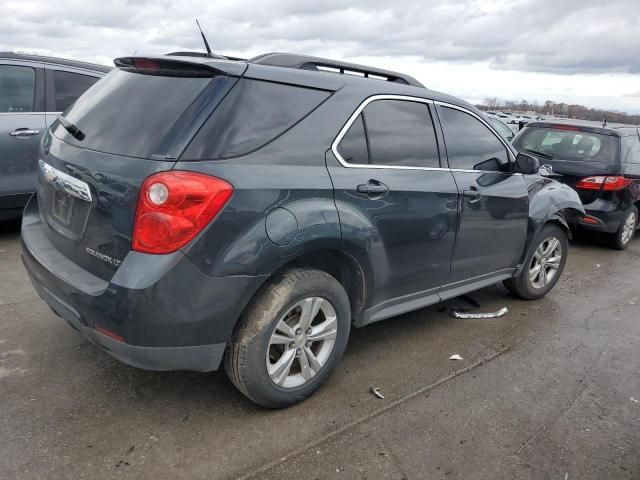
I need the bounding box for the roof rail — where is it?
[249,53,425,88]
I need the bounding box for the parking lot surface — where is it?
[1,220,638,480]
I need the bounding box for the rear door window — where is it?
[0,65,35,112]
[439,106,509,170]
[362,99,440,168]
[183,79,330,160]
[336,113,369,165]
[52,70,100,112]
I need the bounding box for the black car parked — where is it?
[22,53,583,407]
[0,52,110,220]
[513,121,640,249]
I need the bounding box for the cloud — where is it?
[1,0,639,73]
[1,0,640,112]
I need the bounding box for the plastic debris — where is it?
[631,397,639,404]
[451,307,508,319]
[449,354,464,361]
[369,386,385,399]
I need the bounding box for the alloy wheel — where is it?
[621,211,637,246]
[529,236,563,289]
[266,297,338,388]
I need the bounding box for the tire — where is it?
[608,207,637,250]
[224,267,351,408]
[504,223,569,300]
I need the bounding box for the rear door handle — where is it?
[463,188,481,203]
[10,128,40,137]
[357,180,389,196]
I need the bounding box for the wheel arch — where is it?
[276,249,368,320]
[515,200,583,277]
[235,248,370,325]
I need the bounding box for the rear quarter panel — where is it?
[174,90,353,277]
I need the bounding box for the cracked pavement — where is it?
[1,219,639,479]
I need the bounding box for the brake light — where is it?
[575,176,632,191]
[132,171,233,254]
[552,124,581,131]
[133,58,160,70]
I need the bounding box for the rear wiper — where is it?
[524,148,552,160]
[57,115,85,141]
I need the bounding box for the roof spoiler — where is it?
[114,56,247,77]
[249,53,425,88]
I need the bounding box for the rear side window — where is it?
[0,65,35,112]
[364,100,440,168]
[53,71,99,112]
[337,113,369,165]
[513,127,619,162]
[183,79,330,160]
[439,106,508,170]
[55,69,218,159]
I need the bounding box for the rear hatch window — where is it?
[52,62,237,159]
[513,126,619,163]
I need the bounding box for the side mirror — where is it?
[515,153,540,175]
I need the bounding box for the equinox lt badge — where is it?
[85,247,122,267]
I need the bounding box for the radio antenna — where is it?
[195,19,213,57]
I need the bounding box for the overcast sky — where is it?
[3,0,640,113]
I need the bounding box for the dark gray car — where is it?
[0,52,109,220]
[21,53,584,408]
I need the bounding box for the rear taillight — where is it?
[132,171,233,254]
[575,176,631,191]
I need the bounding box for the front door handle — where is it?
[357,180,389,196]
[463,188,481,203]
[10,128,40,137]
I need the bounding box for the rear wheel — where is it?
[504,223,568,300]
[224,268,350,408]
[609,207,637,250]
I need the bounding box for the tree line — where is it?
[478,97,639,126]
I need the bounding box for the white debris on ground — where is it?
[451,307,508,319]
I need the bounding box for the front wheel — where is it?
[224,268,351,408]
[504,223,569,300]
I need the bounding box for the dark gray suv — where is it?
[21,53,584,407]
[0,52,109,220]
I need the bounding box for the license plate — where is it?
[51,189,74,226]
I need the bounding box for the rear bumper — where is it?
[569,199,627,233]
[21,195,267,372]
[29,275,226,371]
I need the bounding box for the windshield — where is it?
[513,127,619,162]
[52,69,226,159]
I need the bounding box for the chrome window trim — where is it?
[331,94,517,173]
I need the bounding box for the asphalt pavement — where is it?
[1,219,638,480]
